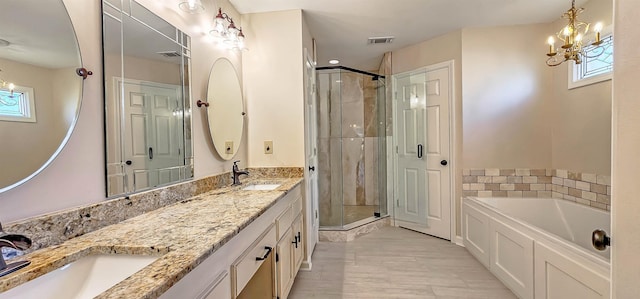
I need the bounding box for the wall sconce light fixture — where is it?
[210,8,246,50]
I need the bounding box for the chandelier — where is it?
[0,69,15,106]
[545,0,604,67]
[210,8,246,50]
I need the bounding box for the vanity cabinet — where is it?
[276,202,304,299]
[159,184,303,299]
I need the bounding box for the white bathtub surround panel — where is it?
[462,168,611,211]
[463,197,610,299]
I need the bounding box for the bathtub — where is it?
[463,197,610,299]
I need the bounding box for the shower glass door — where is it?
[317,67,388,229]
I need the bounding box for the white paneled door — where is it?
[304,49,319,264]
[393,62,452,240]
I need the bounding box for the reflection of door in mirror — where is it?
[103,0,193,197]
[0,0,83,192]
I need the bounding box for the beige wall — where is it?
[242,10,305,168]
[612,0,640,296]
[550,0,613,175]
[462,24,553,170]
[0,59,72,188]
[0,0,248,222]
[392,30,464,237]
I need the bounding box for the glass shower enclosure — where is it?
[316,66,388,230]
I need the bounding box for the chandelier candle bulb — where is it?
[547,36,556,55]
[594,22,603,44]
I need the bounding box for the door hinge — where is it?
[396,199,400,207]
[276,253,279,262]
[315,210,318,219]
[396,146,398,154]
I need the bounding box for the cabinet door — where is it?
[277,227,295,299]
[292,214,304,274]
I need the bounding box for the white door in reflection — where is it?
[394,61,452,240]
[121,79,183,192]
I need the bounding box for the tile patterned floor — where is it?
[289,226,517,299]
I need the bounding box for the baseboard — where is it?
[454,235,464,247]
[300,260,313,271]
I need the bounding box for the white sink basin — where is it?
[242,184,281,191]
[0,254,158,299]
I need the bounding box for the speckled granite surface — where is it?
[0,177,303,298]
[4,167,303,253]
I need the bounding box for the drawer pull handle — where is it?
[292,239,298,248]
[255,246,272,261]
[296,232,301,243]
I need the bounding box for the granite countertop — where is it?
[0,177,303,299]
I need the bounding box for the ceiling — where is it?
[230,0,589,70]
[0,0,80,69]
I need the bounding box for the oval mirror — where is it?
[207,58,244,160]
[0,0,82,192]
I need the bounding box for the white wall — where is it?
[0,0,247,223]
[242,10,305,168]
[611,0,640,296]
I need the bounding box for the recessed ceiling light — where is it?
[329,59,339,65]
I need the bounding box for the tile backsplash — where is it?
[463,168,611,211]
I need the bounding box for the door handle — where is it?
[148,147,153,160]
[417,144,423,159]
[125,160,132,165]
[592,229,610,251]
[441,160,448,166]
[255,246,272,261]
[309,166,315,172]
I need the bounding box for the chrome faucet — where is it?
[232,160,249,186]
[0,222,32,278]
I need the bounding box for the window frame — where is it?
[568,25,614,89]
[0,85,36,123]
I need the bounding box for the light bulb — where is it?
[179,0,203,14]
[594,22,603,33]
[563,27,571,36]
[575,34,582,42]
[547,36,555,46]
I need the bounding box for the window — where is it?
[0,85,36,122]
[568,33,613,89]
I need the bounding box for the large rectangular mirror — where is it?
[102,0,193,197]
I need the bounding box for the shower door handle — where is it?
[417,144,423,159]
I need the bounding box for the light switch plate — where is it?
[225,141,233,154]
[264,141,273,154]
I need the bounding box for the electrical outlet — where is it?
[264,141,273,154]
[225,141,233,154]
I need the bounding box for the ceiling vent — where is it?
[367,36,394,44]
[157,51,181,58]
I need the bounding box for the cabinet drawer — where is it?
[232,223,276,297]
[276,206,293,240]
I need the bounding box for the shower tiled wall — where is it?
[462,168,611,211]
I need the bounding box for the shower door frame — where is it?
[315,66,389,230]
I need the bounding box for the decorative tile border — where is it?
[3,167,303,253]
[463,168,611,211]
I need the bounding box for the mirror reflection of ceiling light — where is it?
[329,59,340,65]
[0,68,15,99]
[179,0,204,14]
